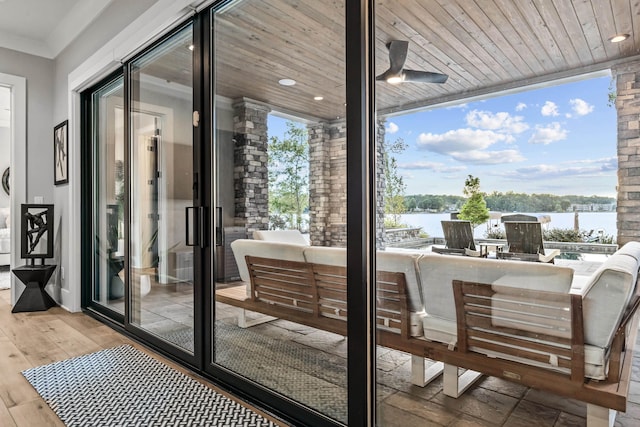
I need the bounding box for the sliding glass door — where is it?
[83,1,374,423]
[209,2,349,425]
[128,23,198,355]
[89,76,125,315]
[85,21,203,363]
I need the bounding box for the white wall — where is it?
[48,0,159,310]
[0,48,54,204]
[53,0,201,311]
[0,126,8,208]
[1,0,201,311]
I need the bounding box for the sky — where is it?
[387,74,617,197]
[269,73,618,198]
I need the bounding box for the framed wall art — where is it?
[54,120,68,185]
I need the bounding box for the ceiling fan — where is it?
[377,40,448,84]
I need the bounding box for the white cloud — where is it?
[417,128,512,153]
[541,101,559,117]
[498,157,618,181]
[569,98,594,116]
[528,122,567,145]
[445,103,468,110]
[465,109,529,134]
[416,128,525,165]
[515,102,527,111]
[386,121,399,134]
[450,149,524,165]
[399,161,466,173]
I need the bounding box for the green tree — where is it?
[383,137,408,227]
[458,175,490,228]
[268,121,309,231]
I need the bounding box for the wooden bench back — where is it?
[441,220,476,250]
[245,255,409,337]
[452,279,585,382]
[503,221,543,254]
[246,256,317,316]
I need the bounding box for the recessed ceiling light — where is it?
[278,78,296,86]
[188,44,195,51]
[314,96,323,101]
[609,34,630,43]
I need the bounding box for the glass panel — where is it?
[373,2,618,425]
[130,24,195,353]
[212,1,347,422]
[91,77,125,313]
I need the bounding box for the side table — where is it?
[11,264,57,313]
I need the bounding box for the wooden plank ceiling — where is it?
[203,0,640,121]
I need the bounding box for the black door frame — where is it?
[81,17,207,371]
[81,0,375,425]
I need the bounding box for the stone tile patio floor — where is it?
[215,257,640,426]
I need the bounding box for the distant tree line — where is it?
[404,192,615,213]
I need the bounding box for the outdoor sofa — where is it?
[218,235,640,427]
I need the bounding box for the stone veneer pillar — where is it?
[233,99,270,235]
[376,119,388,248]
[307,119,387,248]
[308,122,331,246]
[613,61,640,245]
[307,120,347,246]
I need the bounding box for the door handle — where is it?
[186,206,207,248]
[215,207,223,246]
[185,206,199,247]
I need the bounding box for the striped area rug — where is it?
[22,345,277,427]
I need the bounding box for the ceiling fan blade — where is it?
[376,40,409,80]
[402,69,449,84]
[387,40,409,75]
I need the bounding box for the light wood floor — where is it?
[0,289,286,427]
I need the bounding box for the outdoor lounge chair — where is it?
[432,220,481,257]
[497,221,560,263]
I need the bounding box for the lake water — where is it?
[399,212,617,239]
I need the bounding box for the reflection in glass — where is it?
[91,77,125,313]
[129,24,195,353]
[212,1,347,422]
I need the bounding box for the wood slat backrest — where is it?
[309,264,409,336]
[503,221,543,254]
[312,263,348,321]
[376,270,410,339]
[453,280,584,381]
[441,220,476,250]
[245,255,410,336]
[246,256,317,315]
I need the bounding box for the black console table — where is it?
[11,264,57,313]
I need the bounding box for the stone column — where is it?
[232,99,270,235]
[327,120,348,246]
[376,119,388,249]
[307,119,347,246]
[307,118,387,248]
[613,61,640,245]
[308,122,331,246]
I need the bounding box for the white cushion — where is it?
[303,248,426,313]
[303,246,346,266]
[376,251,424,313]
[230,239,307,285]
[574,252,639,350]
[303,247,426,336]
[418,253,574,344]
[615,241,640,262]
[252,230,310,246]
